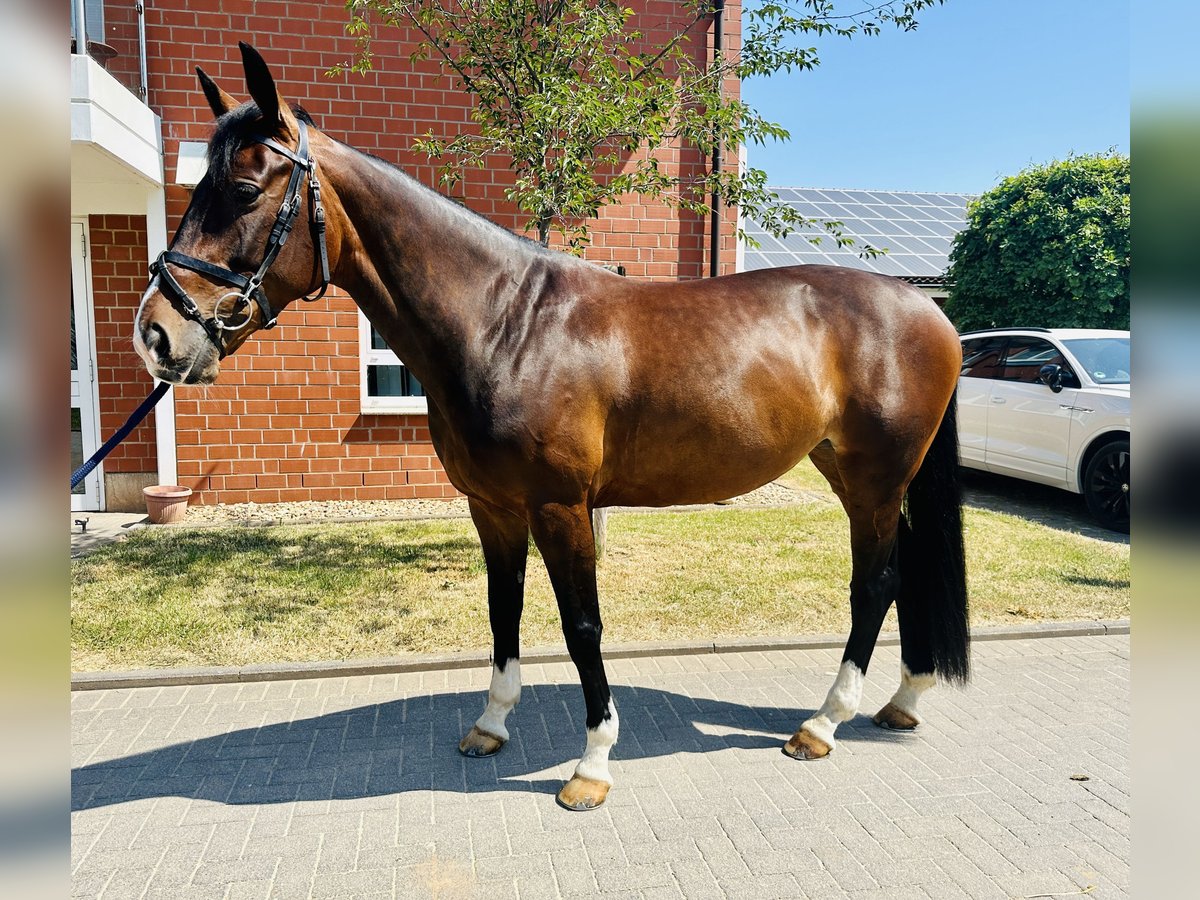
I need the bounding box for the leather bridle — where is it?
[149,120,330,358]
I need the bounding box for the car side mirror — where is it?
[1038,363,1064,393]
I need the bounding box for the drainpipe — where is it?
[137,2,149,101]
[73,0,88,53]
[709,1,725,278]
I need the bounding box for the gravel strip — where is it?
[179,480,817,527]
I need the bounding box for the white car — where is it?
[957,328,1130,532]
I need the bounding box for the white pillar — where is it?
[146,187,176,485]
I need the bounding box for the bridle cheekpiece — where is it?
[149,120,330,358]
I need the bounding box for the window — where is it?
[1062,337,1130,384]
[1001,337,1078,387]
[71,1,106,45]
[960,337,1005,379]
[359,314,427,413]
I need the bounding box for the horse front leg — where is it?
[459,497,529,758]
[529,500,617,811]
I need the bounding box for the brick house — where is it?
[70,0,742,512]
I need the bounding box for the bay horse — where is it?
[134,44,968,811]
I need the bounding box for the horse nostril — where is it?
[146,323,170,360]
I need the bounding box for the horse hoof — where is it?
[782,729,832,760]
[458,726,506,757]
[873,702,920,731]
[556,775,610,811]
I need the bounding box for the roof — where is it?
[960,328,1130,340]
[741,187,974,283]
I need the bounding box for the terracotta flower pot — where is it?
[143,485,193,524]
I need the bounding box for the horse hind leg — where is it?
[872,518,936,731]
[874,394,970,730]
[784,447,906,760]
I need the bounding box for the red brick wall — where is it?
[135,0,741,506]
[89,215,157,475]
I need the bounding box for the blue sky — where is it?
[741,0,1129,193]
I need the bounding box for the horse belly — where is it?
[596,407,825,508]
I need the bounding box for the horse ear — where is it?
[238,42,296,135]
[195,67,237,118]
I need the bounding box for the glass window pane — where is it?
[1001,338,1070,384]
[367,364,425,398]
[961,337,1006,379]
[71,276,78,371]
[71,407,84,494]
[1062,337,1130,384]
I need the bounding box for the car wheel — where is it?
[1083,439,1130,533]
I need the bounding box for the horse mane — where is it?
[344,143,558,258]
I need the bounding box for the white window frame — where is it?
[358,313,428,414]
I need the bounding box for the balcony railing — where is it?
[71,0,148,102]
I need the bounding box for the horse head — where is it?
[134,43,333,384]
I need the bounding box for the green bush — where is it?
[945,154,1129,331]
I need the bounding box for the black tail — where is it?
[899,390,970,683]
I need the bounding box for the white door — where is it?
[957,336,1006,468]
[71,221,103,511]
[983,336,1078,488]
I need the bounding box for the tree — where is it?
[945,154,1130,331]
[336,0,944,251]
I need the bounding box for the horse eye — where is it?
[233,182,261,204]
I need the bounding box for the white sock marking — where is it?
[801,660,864,747]
[475,660,521,741]
[573,700,619,785]
[888,663,936,721]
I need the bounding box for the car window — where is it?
[1000,337,1078,386]
[1062,337,1130,384]
[960,337,1006,379]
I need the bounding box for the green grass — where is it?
[72,467,1129,670]
[775,459,834,495]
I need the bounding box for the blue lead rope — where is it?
[71,380,172,491]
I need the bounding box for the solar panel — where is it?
[849,220,884,236]
[742,188,973,281]
[885,236,930,254]
[922,220,961,237]
[790,201,826,217]
[865,254,914,276]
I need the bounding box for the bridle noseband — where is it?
[149,120,330,358]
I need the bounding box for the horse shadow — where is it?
[72,683,907,811]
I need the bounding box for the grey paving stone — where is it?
[225,878,276,900]
[309,868,395,898]
[97,865,157,899]
[550,848,598,896]
[191,855,279,886]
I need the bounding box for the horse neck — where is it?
[319,137,542,404]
